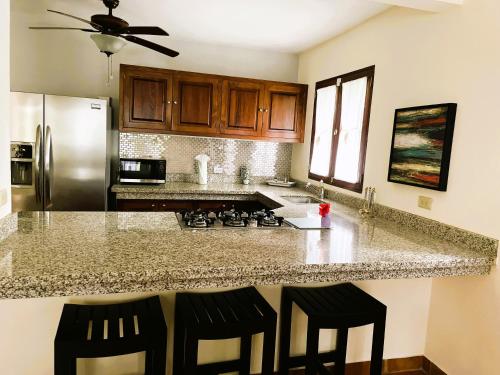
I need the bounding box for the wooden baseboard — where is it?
[422,357,447,375]
[285,355,446,375]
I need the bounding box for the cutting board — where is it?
[285,215,334,229]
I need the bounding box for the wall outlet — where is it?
[418,196,433,210]
[0,188,7,207]
[213,165,224,174]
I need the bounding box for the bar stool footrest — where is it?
[197,359,245,374]
[288,350,338,368]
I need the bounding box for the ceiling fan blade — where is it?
[29,26,95,32]
[47,9,101,30]
[121,26,169,36]
[122,35,179,57]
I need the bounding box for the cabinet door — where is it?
[171,73,221,135]
[157,200,195,211]
[120,67,173,132]
[117,199,159,211]
[220,80,265,137]
[261,84,307,142]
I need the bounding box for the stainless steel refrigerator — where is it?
[10,92,112,212]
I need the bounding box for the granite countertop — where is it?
[112,182,263,195]
[0,183,496,299]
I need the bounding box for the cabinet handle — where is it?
[264,108,269,113]
[151,204,156,207]
[258,108,264,112]
[173,101,178,105]
[167,100,171,104]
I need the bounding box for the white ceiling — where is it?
[14,0,390,53]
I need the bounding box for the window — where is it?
[309,66,374,193]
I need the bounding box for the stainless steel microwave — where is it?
[119,158,166,184]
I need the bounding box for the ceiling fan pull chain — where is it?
[106,55,111,87]
[110,54,114,80]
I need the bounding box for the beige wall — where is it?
[294,0,500,373]
[294,1,500,238]
[0,0,10,218]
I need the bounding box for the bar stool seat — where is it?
[54,295,167,375]
[279,283,387,375]
[173,286,277,375]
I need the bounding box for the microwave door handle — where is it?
[44,125,53,209]
[34,125,42,203]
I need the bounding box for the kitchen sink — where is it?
[280,195,324,204]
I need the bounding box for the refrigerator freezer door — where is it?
[44,95,108,211]
[10,92,44,212]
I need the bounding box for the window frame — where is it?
[308,65,375,193]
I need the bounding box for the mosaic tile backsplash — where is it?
[119,133,293,183]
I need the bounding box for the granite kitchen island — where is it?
[0,183,496,299]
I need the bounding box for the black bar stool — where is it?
[54,295,167,375]
[279,283,386,375]
[173,286,277,375]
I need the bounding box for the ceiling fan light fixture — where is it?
[90,33,127,55]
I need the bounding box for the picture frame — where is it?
[387,103,457,191]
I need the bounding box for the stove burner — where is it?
[224,219,247,227]
[252,209,284,227]
[182,210,213,228]
[261,217,280,226]
[220,209,248,227]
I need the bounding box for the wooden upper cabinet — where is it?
[171,73,221,135]
[120,65,172,132]
[220,80,265,137]
[119,64,307,142]
[261,83,307,142]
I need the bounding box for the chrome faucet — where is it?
[305,180,325,200]
[359,186,376,217]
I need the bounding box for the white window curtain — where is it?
[333,77,367,183]
[310,85,337,176]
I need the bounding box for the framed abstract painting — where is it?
[388,103,457,191]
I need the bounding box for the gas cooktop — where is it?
[176,209,290,230]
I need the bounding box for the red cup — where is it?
[319,203,331,217]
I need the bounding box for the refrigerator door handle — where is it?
[34,124,42,203]
[44,125,53,209]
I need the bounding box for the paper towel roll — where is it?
[194,154,210,185]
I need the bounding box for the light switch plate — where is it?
[0,188,7,207]
[418,196,433,210]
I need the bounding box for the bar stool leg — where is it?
[157,337,168,375]
[239,335,252,375]
[370,314,386,375]
[145,348,154,375]
[54,348,76,375]
[305,319,319,375]
[184,331,199,375]
[334,328,348,375]
[278,289,293,375]
[262,320,277,375]
[146,337,167,375]
[173,304,187,375]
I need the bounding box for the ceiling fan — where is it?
[30,0,179,58]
